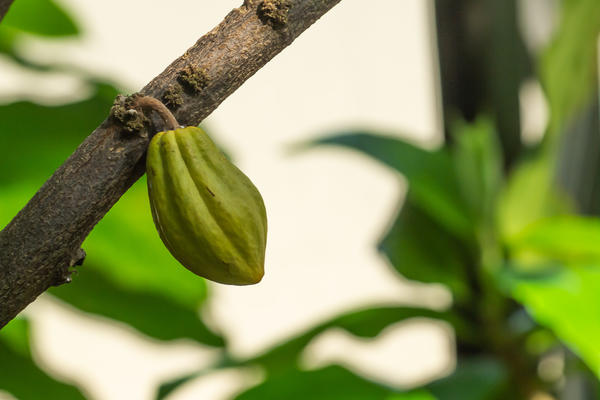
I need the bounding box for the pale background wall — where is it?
[1,1,455,399]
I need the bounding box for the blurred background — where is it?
[0,0,599,399]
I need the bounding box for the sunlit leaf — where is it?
[497,153,571,241]
[0,318,86,399]
[1,0,79,37]
[296,132,472,239]
[501,265,600,377]
[509,216,600,263]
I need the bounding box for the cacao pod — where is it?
[146,126,267,285]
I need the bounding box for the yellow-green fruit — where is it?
[146,126,267,285]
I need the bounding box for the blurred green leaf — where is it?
[0,183,39,230]
[234,365,430,400]
[509,216,600,263]
[246,306,465,373]
[50,268,221,345]
[379,196,469,300]
[0,318,86,399]
[502,265,600,377]
[497,153,571,241]
[0,28,17,55]
[1,0,79,37]
[427,357,508,400]
[49,178,221,345]
[541,0,600,137]
[0,82,118,186]
[157,306,463,399]
[297,132,472,239]
[451,118,503,226]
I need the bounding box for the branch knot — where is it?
[110,94,150,134]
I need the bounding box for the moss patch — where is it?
[162,84,184,110]
[177,65,209,94]
[257,0,291,29]
[110,93,149,133]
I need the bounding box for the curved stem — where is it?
[135,96,180,130]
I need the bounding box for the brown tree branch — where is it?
[0,0,14,22]
[0,0,342,328]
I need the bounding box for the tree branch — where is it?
[0,0,14,22]
[0,0,342,328]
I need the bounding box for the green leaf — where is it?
[297,132,472,239]
[0,82,119,187]
[540,0,600,137]
[234,365,430,400]
[379,196,469,300]
[0,184,39,229]
[501,265,600,377]
[157,306,464,399]
[388,393,436,400]
[451,118,503,226]
[247,306,465,373]
[497,153,571,241]
[509,216,600,263]
[49,267,222,346]
[427,357,508,400]
[49,179,222,346]
[1,0,79,37]
[0,318,86,399]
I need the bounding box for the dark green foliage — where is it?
[234,365,399,400]
[379,197,470,300]
[1,0,79,37]
[49,267,222,346]
[0,84,118,186]
[427,358,508,400]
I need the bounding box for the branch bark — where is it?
[0,0,342,328]
[0,0,14,22]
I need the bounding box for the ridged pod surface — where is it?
[146,126,267,285]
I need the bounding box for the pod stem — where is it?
[135,96,180,130]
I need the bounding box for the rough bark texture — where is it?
[0,0,14,22]
[0,0,342,328]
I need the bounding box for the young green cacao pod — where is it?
[146,126,267,285]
